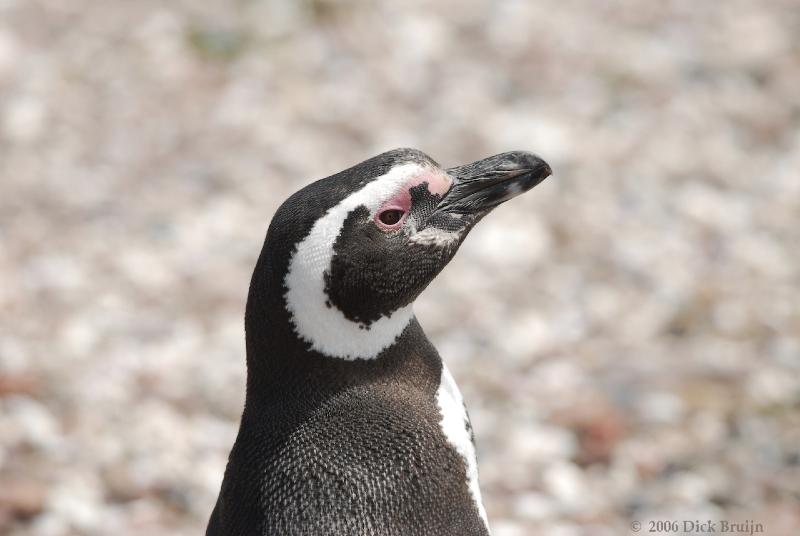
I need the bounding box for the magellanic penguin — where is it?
[207,148,552,536]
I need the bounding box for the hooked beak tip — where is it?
[440,151,552,213]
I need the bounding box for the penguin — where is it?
[207,148,552,536]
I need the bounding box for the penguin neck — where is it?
[244,261,443,409]
[244,320,444,424]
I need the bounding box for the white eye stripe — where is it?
[283,163,426,360]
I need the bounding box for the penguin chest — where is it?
[435,364,489,530]
[234,382,491,536]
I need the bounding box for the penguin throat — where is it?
[283,164,425,360]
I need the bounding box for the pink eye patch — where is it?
[374,171,452,231]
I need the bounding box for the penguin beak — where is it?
[437,151,552,214]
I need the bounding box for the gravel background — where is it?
[1,1,799,535]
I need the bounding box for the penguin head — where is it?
[254,148,551,360]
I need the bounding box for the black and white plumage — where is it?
[206,148,551,536]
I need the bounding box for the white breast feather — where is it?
[437,364,490,530]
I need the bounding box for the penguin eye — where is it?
[378,209,405,227]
